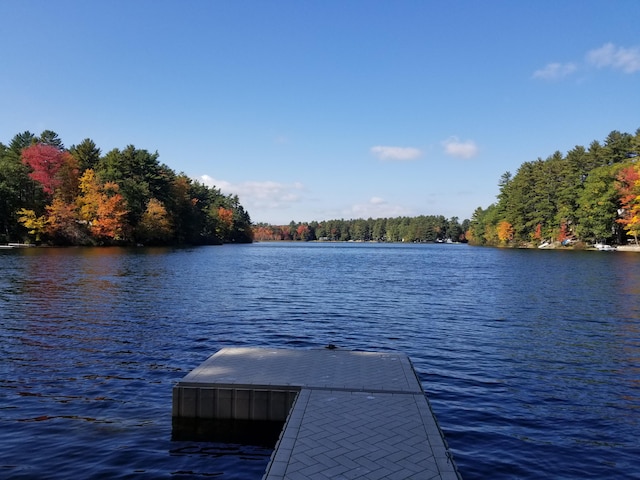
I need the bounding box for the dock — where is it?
[173,347,461,479]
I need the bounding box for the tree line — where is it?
[468,128,640,247]
[0,130,253,246]
[253,216,469,243]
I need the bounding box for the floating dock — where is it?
[173,347,461,479]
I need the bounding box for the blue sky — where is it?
[1,1,639,225]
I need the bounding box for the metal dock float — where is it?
[173,347,460,479]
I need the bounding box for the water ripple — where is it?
[1,244,639,478]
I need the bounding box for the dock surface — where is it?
[173,347,460,479]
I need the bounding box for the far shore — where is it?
[613,245,640,252]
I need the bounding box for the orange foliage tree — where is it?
[45,198,85,244]
[92,182,128,240]
[557,222,570,243]
[77,170,129,242]
[533,223,542,241]
[616,164,640,245]
[218,207,233,227]
[216,207,234,238]
[497,221,514,243]
[253,225,279,241]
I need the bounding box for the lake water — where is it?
[1,243,638,479]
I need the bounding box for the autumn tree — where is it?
[615,164,640,245]
[45,198,87,244]
[296,224,311,241]
[557,222,571,243]
[137,198,174,244]
[253,224,280,241]
[17,208,47,242]
[77,169,101,223]
[21,143,67,196]
[91,182,129,241]
[497,221,514,243]
[77,170,129,243]
[216,207,234,239]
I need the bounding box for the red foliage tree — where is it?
[616,165,640,210]
[253,225,279,241]
[21,143,67,195]
[558,222,570,243]
[297,224,310,240]
[279,225,292,240]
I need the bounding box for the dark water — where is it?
[1,243,638,479]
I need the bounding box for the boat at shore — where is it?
[594,243,616,251]
[0,243,35,249]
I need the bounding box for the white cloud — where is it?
[199,175,304,209]
[442,137,479,159]
[533,43,640,80]
[370,145,422,161]
[200,174,232,191]
[587,43,640,73]
[532,62,577,80]
[347,197,412,219]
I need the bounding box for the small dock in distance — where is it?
[173,347,461,480]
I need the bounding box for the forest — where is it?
[253,216,469,243]
[467,128,640,247]
[4,127,639,249]
[0,131,253,246]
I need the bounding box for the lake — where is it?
[1,243,638,479]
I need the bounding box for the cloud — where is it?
[199,175,304,209]
[532,62,577,80]
[442,137,479,159]
[586,43,640,73]
[347,197,412,219]
[533,43,640,80]
[370,145,422,161]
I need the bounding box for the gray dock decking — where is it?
[173,347,460,479]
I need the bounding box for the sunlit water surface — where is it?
[1,243,638,479]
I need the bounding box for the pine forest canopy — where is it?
[0,130,253,246]
[467,128,640,247]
